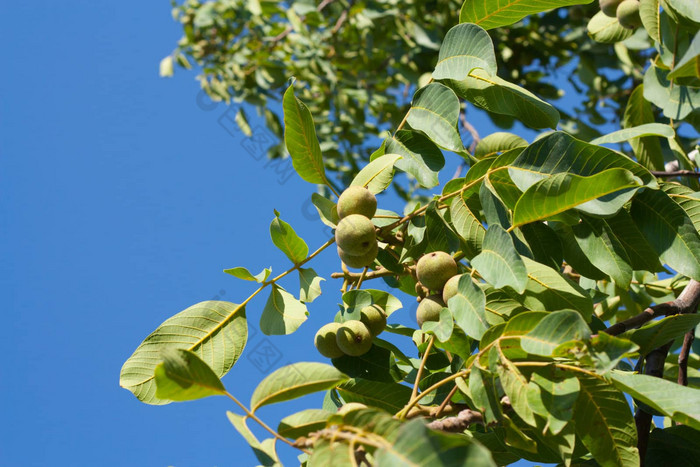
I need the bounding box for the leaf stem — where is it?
[409,335,435,405]
[225,391,309,453]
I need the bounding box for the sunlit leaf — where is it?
[250,362,348,412]
[460,0,595,30]
[270,211,308,265]
[260,284,308,335]
[120,301,247,405]
[472,224,528,293]
[154,348,226,401]
[407,82,464,153]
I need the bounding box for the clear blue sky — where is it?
[1,3,560,466]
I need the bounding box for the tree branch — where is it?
[678,329,696,386]
[636,341,674,466]
[603,280,700,336]
[651,170,700,178]
[427,409,484,432]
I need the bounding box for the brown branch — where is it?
[678,329,696,386]
[651,170,700,178]
[603,280,700,336]
[427,409,484,432]
[330,267,397,280]
[636,341,674,466]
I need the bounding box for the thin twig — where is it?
[354,266,369,289]
[411,336,435,401]
[603,280,700,336]
[434,385,459,418]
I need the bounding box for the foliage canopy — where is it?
[126,0,700,465]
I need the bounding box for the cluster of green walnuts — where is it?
[314,304,387,358]
[599,0,642,29]
[334,186,379,268]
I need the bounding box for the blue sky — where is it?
[1,3,569,466]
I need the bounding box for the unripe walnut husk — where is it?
[337,242,378,269]
[337,186,377,219]
[417,294,445,327]
[416,251,458,291]
[360,304,387,336]
[335,214,376,256]
[314,322,345,359]
[616,0,641,29]
[336,320,373,356]
[599,0,622,17]
[442,274,466,304]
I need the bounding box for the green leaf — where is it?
[661,0,700,24]
[596,209,664,273]
[587,10,635,43]
[278,409,333,439]
[520,257,594,317]
[407,83,464,153]
[519,222,563,270]
[611,371,700,430]
[460,0,594,30]
[350,153,402,194]
[644,64,700,120]
[154,348,226,401]
[447,275,489,340]
[159,56,174,77]
[622,313,700,355]
[572,214,633,287]
[509,132,656,192]
[631,188,700,280]
[668,32,700,80]
[470,366,502,424]
[282,84,328,185]
[374,419,497,466]
[298,267,324,303]
[336,378,413,413]
[433,23,497,80]
[224,266,272,283]
[472,224,528,293]
[446,69,559,130]
[527,368,580,435]
[260,284,308,335]
[640,0,660,42]
[497,359,538,426]
[589,332,639,373]
[646,426,700,466]
[308,439,354,467]
[449,191,485,258]
[332,345,402,383]
[250,362,348,413]
[663,182,700,232]
[622,86,665,171]
[512,168,642,227]
[573,376,640,467]
[120,301,247,405]
[227,412,281,467]
[386,130,445,189]
[423,307,454,342]
[474,132,528,159]
[591,123,675,146]
[521,310,591,356]
[342,288,403,317]
[234,107,253,137]
[311,193,339,228]
[270,211,308,265]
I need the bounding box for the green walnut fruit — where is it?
[337,242,378,269]
[616,0,641,28]
[336,320,373,356]
[416,295,445,327]
[360,304,387,336]
[599,0,623,17]
[314,322,345,359]
[337,186,377,219]
[442,274,465,304]
[335,214,376,256]
[416,251,458,291]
